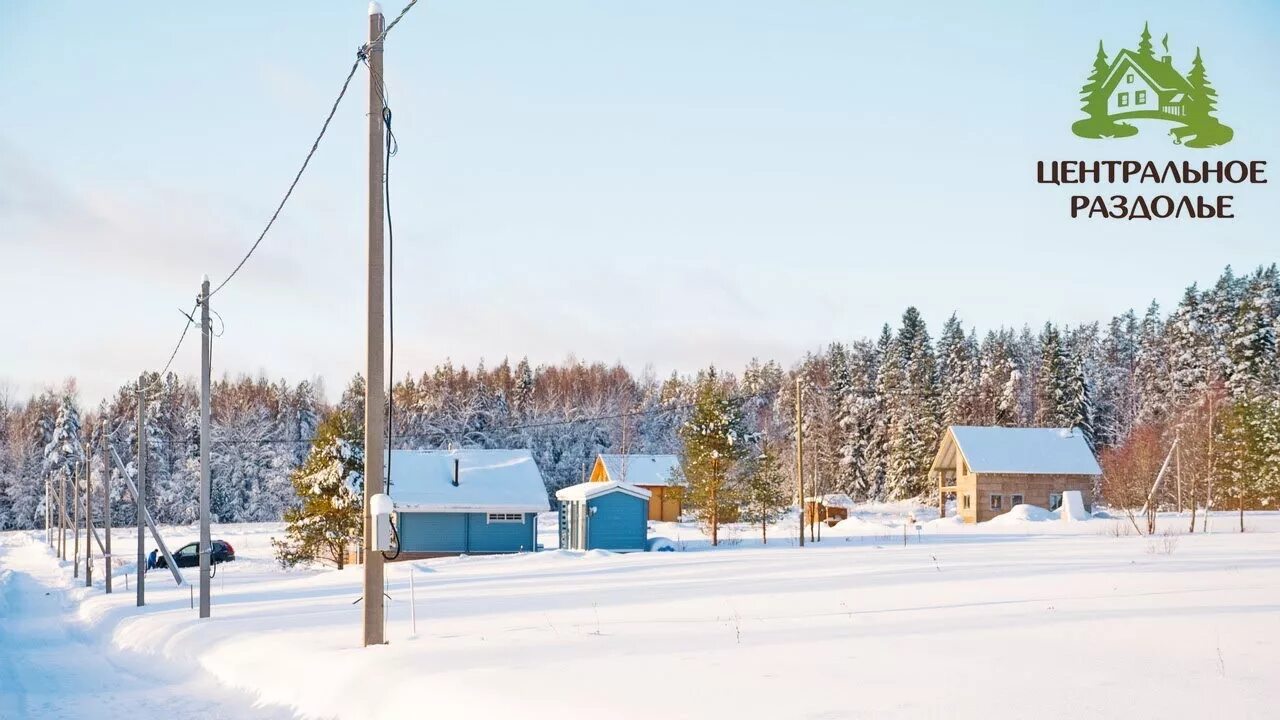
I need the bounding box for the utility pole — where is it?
[84,434,92,588]
[59,467,66,559]
[73,463,80,578]
[363,1,387,648]
[1174,425,1182,513]
[199,276,212,618]
[136,377,146,607]
[795,377,804,548]
[103,425,112,594]
[44,473,50,547]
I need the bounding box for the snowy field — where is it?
[3,507,1280,719]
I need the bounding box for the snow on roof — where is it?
[597,454,681,487]
[388,449,550,513]
[804,493,856,509]
[556,480,652,502]
[944,426,1102,475]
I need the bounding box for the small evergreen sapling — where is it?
[272,411,364,568]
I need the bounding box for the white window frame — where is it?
[486,512,525,524]
[990,494,1003,511]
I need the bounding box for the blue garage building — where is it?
[388,449,550,556]
[556,481,651,552]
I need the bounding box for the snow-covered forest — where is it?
[1,264,1277,529]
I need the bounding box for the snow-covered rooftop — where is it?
[556,480,652,502]
[388,449,550,513]
[596,454,681,487]
[938,426,1102,475]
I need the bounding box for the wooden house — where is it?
[931,426,1101,524]
[387,449,550,556]
[556,481,651,551]
[803,493,854,527]
[590,454,683,521]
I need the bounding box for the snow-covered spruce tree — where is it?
[272,411,364,568]
[1034,323,1073,427]
[1133,301,1171,426]
[937,314,979,427]
[739,436,789,543]
[678,368,747,546]
[881,308,941,501]
[839,339,881,500]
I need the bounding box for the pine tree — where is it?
[1137,22,1154,58]
[1186,48,1219,120]
[678,368,747,546]
[1079,40,1110,117]
[272,411,364,568]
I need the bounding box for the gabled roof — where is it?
[388,449,551,513]
[556,480,652,502]
[932,426,1102,476]
[596,454,681,487]
[1104,49,1192,94]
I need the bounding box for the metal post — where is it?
[363,2,387,647]
[199,277,212,618]
[103,426,112,593]
[795,377,804,548]
[136,378,146,607]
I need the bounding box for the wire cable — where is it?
[383,103,397,495]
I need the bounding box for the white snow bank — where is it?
[1060,490,1089,522]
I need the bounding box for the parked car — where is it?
[156,540,236,569]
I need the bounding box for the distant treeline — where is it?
[1,264,1277,530]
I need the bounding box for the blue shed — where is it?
[388,449,550,556]
[555,481,651,552]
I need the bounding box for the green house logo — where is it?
[1073,23,1232,147]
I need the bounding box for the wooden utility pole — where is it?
[103,425,112,593]
[363,2,388,647]
[199,276,212,619]
[44,474,50,547]
[136,377,146,607]
[795,377,804,548]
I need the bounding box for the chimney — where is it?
[452,458,460,487]
[1161,55,1172,65]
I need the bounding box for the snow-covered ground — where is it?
[3,507,1279,719]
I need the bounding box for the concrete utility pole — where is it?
[363,1,387,647]
[103,425,112,594]
[45,474,50,547]
[795,377,804,548]
[59,467,66,559]
[84,439,93,588]
[73,463,80,578]
[199,276,212,618]
[136,377,146,607]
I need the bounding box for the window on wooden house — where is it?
[1010,494,1024,507]
[1049,493,1063,511]
[990,495,1003,511]
[1118,92,1129,107]
[962,495,971,510]
[487,512,525,523]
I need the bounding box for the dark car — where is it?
[156,540,236,569]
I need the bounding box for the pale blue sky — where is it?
[2,0,1278,404]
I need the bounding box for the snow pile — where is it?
[1060,490,1089,522]
[988,504,1058,524]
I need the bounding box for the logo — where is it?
[1073,22,1233,148]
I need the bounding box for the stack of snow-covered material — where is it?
[948,426,1102,475]
[1060,490,1089,521]
[387,448,550,513]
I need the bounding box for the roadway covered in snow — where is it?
[2,509,1280,719]
[0,533,289,720]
